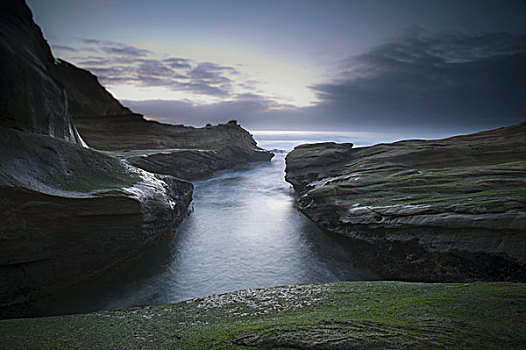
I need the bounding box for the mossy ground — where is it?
[36,141,141,192]
[1,281,524,349]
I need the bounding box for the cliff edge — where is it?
[0,0,192,318]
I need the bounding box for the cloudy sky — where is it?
[27,0,526,134]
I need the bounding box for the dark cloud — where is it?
[73,48,237,97]
[52,44,78,52]
[100,44,152,57]
[136,60,185,78]
[188,62,235,82]
[76,38,152,57]
[122,95,275,126]
[119,30,526,133]
[75,56,111,65]
[70,38,239,97]
[175,82,231,96]
[77,38,104,45]
[309,30,526,130]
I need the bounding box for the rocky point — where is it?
[285,124,526,281]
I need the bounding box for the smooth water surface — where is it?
[38,135,379,316]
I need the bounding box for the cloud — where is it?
[163,57,192,69]
[78,38,103,45]
[52,44,78,52]
[71,42,239,97]
[136,60,184,78]
[308,30,526,130]
[122,95,275,126]
[100,44,152,57]
[119,30,526,133]
[75,56,111,65]
[76,38,152,57]
[73,30,525,133]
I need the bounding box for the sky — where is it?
[27,0,526,134]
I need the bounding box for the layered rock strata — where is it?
[285,124,526,281]
[74,117,273,180]
[0,0,192,318]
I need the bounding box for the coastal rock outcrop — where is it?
[73,117,273,180]
[285,124,526,281]
[53,60,273,180]
[0,0,192,318]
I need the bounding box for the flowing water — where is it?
[36,132,399,316]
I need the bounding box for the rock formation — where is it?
[73,117,273,180]
[53,61,273,180]
[285,124,526,281]
[0,0,192,318]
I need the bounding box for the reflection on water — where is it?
[37,140,377,316]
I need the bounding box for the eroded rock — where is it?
[0,1,193,318]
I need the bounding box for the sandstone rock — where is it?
[285,124,526,281]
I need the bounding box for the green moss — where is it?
[320,156,526,210]
[39,171,139,192]
[1,281,524,349]
[38,147,141,192]
[17,129,41,137]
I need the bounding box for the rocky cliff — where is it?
[285,124,526,282]
[53,60,273,180]
[73,117,273,180]
[0,0,82,143]
[0,0,192,318]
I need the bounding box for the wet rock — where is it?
[126,144,273,181]
[285,124,526,281]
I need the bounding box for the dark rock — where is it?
[74,116,273,180]
[285,124,526,281]
[54,59,132,118]
[0,0,82,143]
[0,0,193,318]
[69,115,274,180]
[0,128,193,318]
[126,145,273,181]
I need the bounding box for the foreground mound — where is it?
[0,281,524,349]
[285,124,526,281]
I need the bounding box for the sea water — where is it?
[37,130,422,316]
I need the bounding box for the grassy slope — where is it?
[1,281,524,349]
